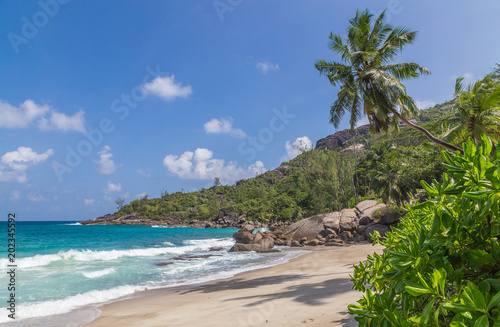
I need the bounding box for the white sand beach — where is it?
[85,243,383,327]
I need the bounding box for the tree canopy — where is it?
[315,9,462,152]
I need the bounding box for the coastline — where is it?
[85,243,384,327]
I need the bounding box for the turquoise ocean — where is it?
[0,222,304,326]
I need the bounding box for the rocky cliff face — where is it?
[315,124,370,151]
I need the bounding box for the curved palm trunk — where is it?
[389,109,464,153]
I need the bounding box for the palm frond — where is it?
[454,77,465,95]
[368,10,392,48]
[328,33,351,61]
[329,85,357,128]
[383,62,430,80]
[377,27,417,64]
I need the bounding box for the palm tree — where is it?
[489,63,500,81]
[448,76,500,145]
[371,161,413,205]
[315,9,462,153]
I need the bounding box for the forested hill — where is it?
[105,102,454,223]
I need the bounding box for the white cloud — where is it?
[163,151,194,178]
[103,181,122,193]
[0,147,54,183]
[256,61,279,74]
[0,99,86,133]
[281,136,313,162]
[142,75,192,100]
[28,193,46,202]
[415,100,436,110]
[10,190,20,201]
[203,117,246,138]
[0,99,49,128]
[39,110,86,133]
[136,168,151,178]
[2,147,54,170]
[84,198,95,206]
[95,145,118,175]
[0,170,28,183]
[163,148,266,184]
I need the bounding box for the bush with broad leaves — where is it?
[349,135,500,326]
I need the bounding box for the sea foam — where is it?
[0,238,234,269]
[81,268,116,279]
[0,285,146,324]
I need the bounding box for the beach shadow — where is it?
[332,311,358,326]
[225,277,353,307]
[180,274,308,295]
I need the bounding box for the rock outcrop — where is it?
[80,212,140,225]
[277,206,365,246]
[266,200,406,246]
[229,224,277,253]
[282,214,330,241]
[354,200,402,242]
[81,201,406,249]
[364,224,390,241]
[340,143,365,153]
[79,210,292,229]
[315,125,370,151]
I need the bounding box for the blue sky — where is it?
[1,0,499,221]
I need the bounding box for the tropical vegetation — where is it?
[349,136,500,326]
[314,9,462,152]
[442,76,500,146]
[117,149,359,221]
[116,101,458,221]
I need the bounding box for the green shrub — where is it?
[372,204,405,219]
[349,135,500,326]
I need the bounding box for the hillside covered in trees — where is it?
[108,62,500,224]
[111,101,459,222]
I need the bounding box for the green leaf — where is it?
[467,250,496,266]
[382,310,399,325]
[487,279,500,292]
[479,281,491,295]
[412,202,431,210]
[465,138,477,158]
[405,285,433,296]
[442,302,476,313]
[442,150,455,164]
[432,269,446,296]
[421,180,438,196]
[449,322,468,327]
[481,134,492,157]
[488,291,500,311]
[421,298,435,325]
[430,212,442,235]
[479,196,492,217]
[464,190,491,199]
[463,282,487,312]
[473,315,489,327]
[444,184,466,194]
